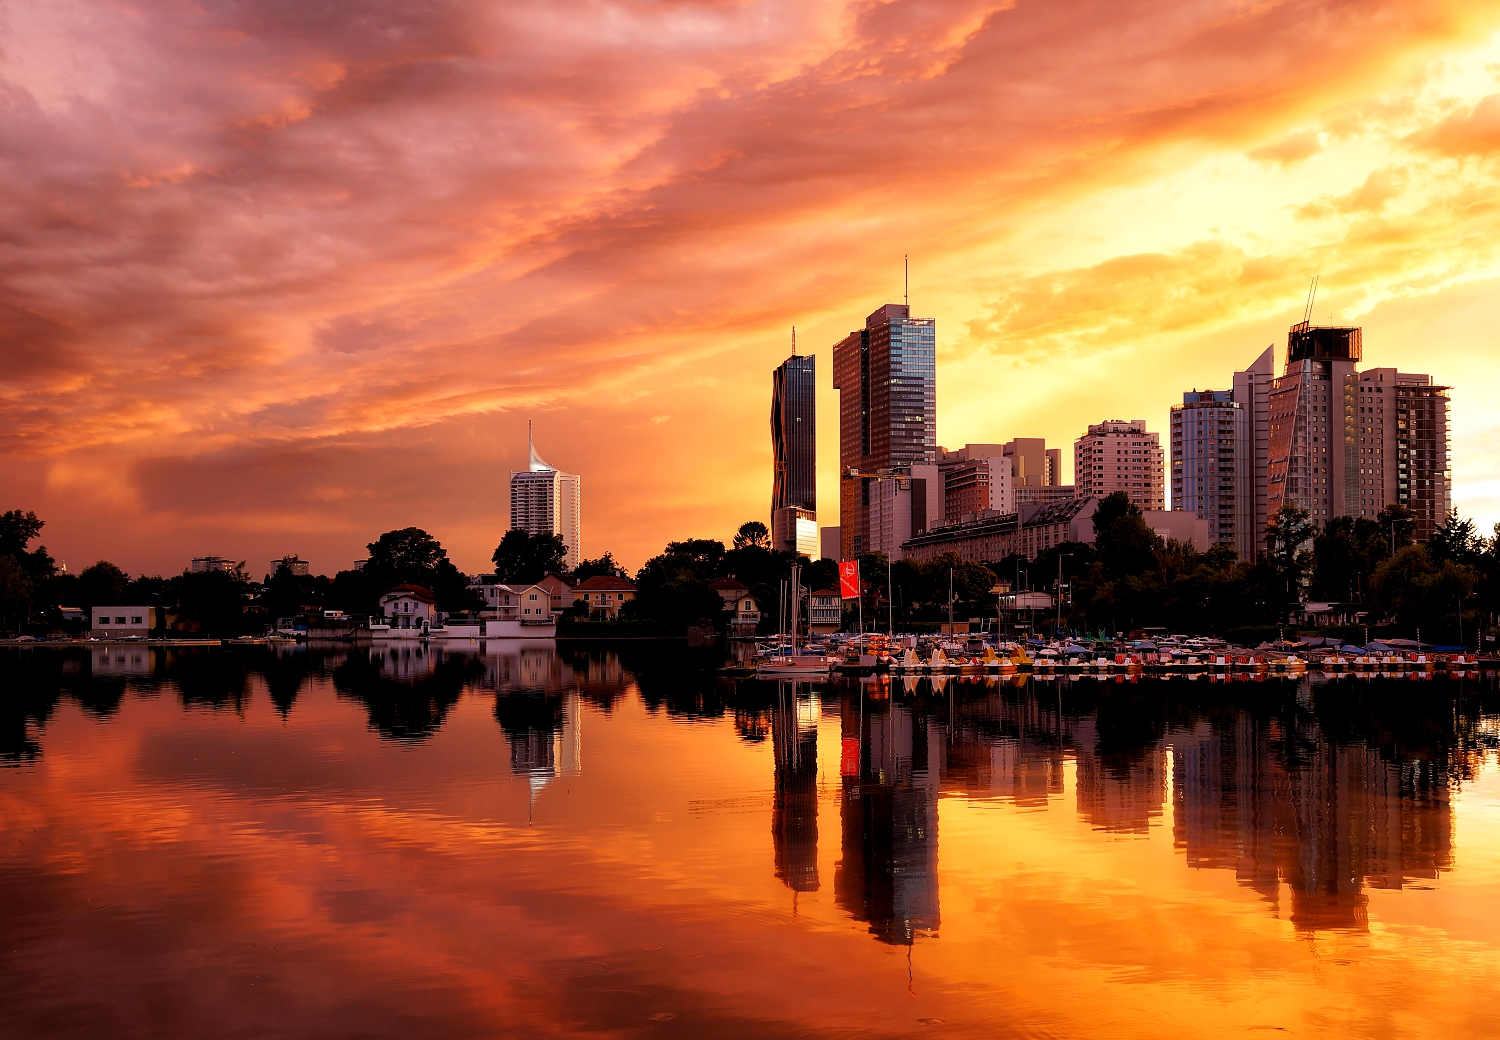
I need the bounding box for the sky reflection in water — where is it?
[3,644,1500,1038]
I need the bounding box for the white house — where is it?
[91,607,158,639]
[378,585,438,631]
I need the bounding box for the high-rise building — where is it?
[1232,346,1275,550]
[1074,420,1165,512]
[832,303,936,558]
[1267,323,1361,528]
[771,350,817,555]
[509,423,582,570]
[935,444,1014,519]
[1170,390,1251,558]
[1366,370,1451,539]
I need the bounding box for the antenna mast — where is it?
[904,254,909,308]
[791,326,796,356]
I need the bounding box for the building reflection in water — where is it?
[805,674,1479,940]
[1171,712,1454,931]
[835,677,941,945]
[770,682,819,893]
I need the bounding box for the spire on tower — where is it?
[529,419,554,472]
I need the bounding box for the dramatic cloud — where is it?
[3,0,1500,572]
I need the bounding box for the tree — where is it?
[364,527,480,613]
[491,530,568,584]
[0,508,56,582]
[1092,493,1159,579]
[368,528,451,577]
[1427,508,1482,566]
[573,552,627,581]
[77,561,131,609]
[1264,504,1315,621]
[0,556,33,633]
[733,521,770,550]
[1376,503,1415,553]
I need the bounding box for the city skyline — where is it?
[5,2,1500,575]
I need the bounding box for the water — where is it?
[4,643,1500,1038]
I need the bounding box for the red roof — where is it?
[810,589,840,597]
[381,584,436,602]
[708,576,750,591]
[573,575,637,592]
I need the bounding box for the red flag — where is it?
[838,559,860,599]
[840,737,861,777]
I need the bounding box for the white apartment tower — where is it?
[509,423,582,570]
[1074,420,1165,512]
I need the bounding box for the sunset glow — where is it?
[5,0,1500,572]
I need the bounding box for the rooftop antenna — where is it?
[791,326,797,357]
[1302,275,1319,324]
[904,254,909,308]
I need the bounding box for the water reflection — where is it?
[836,682,941,945]
[771,683,818,893]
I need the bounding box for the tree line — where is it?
[6,498,1498,643]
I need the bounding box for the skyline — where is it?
[5,1,1500,576]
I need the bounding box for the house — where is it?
[709,577,761,637]
[808,589,842,635]
[379,585,437,631]
[91,607,159,639]
[572,575,637,619]
[536,573,577,614]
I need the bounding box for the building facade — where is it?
[1232,346,1275,551]
[936,444,1014,520]
[510,423,582,570]
[1355,368,1451,541]
[1074,420,1165,512]
[190,556,235,573]
[901,497,1209,564]
[1170,390,1252,559]
[571,575,637,619]
[771,351,816,553]
[91,607,159,639]
[772,506,819,559]
[832,303,937,558]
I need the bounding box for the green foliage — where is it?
[363,527,478,613]
[0,556,33,633]
[732,521,770,550]
[491,529,569,584]
[77,561,130,609]
[1092,492,1160,579]
[573,552,626,581]
[1427,508,1482,566]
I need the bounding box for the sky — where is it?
[4,0,1500,577]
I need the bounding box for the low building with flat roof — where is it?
[91,607,160,639]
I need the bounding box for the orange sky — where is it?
[4,0,1500,575]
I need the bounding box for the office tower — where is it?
[773,507,819,559]
[1170,390,1251,558]
[509,423,582,570]
[1267,323,1362,527]
[1074,419,1165,511]
[771,350,817,555]
[935,445,1014,518]
[1000,438,1064,489]
[1353,368,1451,540]
[832,303,937,558]
[1233,346,1274,552]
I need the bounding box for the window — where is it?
[116,616,126,624]
[131,617,143,625]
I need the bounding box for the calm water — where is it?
[4,644,1500,1038]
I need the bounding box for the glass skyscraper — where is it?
[771,351,818,556]
[832,304,937,558]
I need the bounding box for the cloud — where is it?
[1407,92,1500,155]
[1297,165,1409,218]
[3,0,1500,570]
[1248,128,1324,166]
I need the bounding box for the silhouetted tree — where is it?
[491,529,568,584]
[733,521,770,550]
